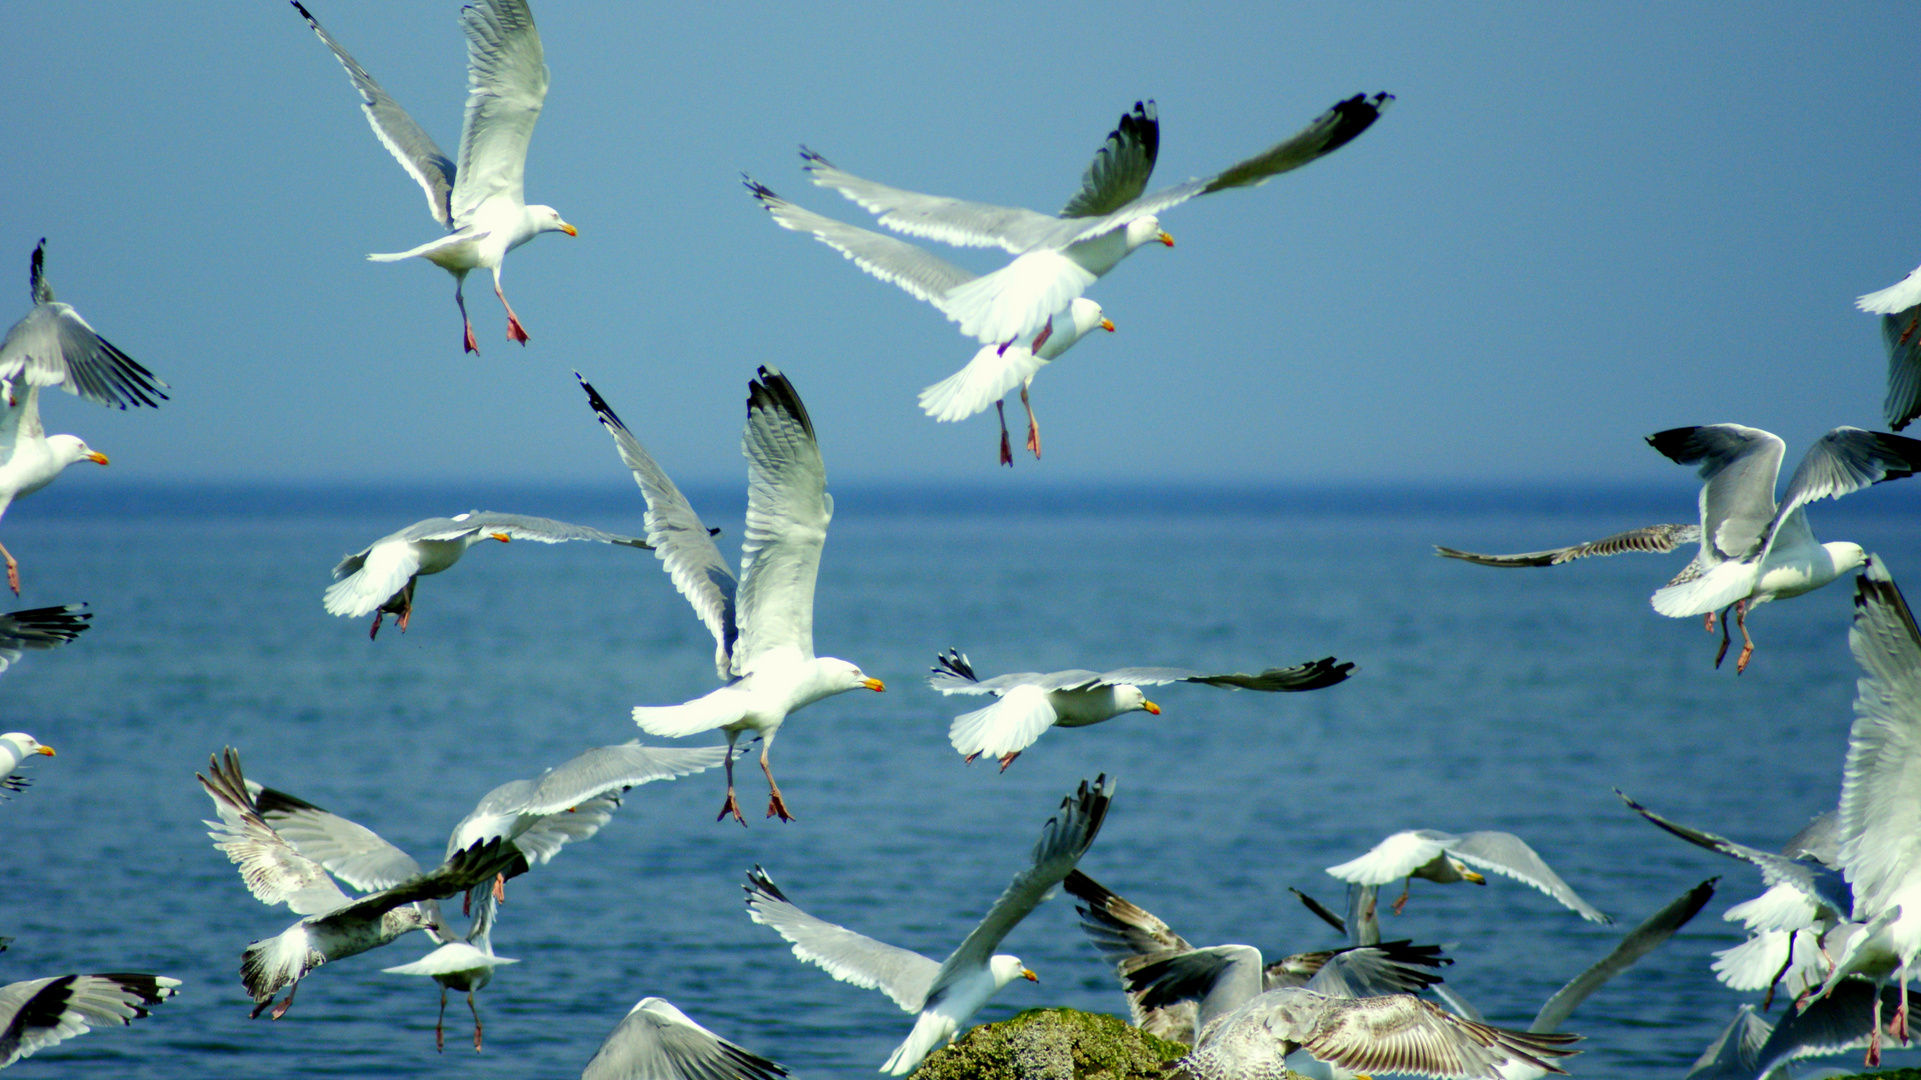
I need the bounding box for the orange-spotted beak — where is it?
[560,222,578,237]
[1099,318,1116,332]
[35,744,54,757]
[1021,968,1039,982]
[85,452,109,466]
[1142,700,1161,715]
[491,533,512,543]
[861,677,886,692]
[1157,231,1174,247]
[1463,868,1487,885]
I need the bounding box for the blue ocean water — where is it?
[3,480,1919,1078]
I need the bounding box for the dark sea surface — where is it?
[4,479,1920,1078]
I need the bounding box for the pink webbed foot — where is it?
[1029,322,1053,352]
[491,872,505,905]
[997,751,1021,772]
[717,788,746,826]
[766,787,796,823]
[369,612,384,641]
[506,313,529,345]
[463,320,479,355]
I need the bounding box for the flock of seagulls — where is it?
[5,0,1921,1077]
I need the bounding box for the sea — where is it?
[3,479,1918,1079]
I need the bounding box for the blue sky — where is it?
[4,2,1917,485]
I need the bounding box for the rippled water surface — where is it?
[5,482,1921,1078]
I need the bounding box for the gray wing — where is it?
[1434,524,1701,568]
[1882,309,1921,432]
[578,376,738,679]
[1096,657,1355,692]
[1294,993,1579,1080]
[742,866,940,1013]
[0,243,167,409]
[0,974,180,1068]
[1288,887,1350,937]
[1837,560,1921,920]
[512,742,733,816]
[734,367,830,669]
[252,783,423,892]
[1645,425,1786,563]
[289,2,455,227]
[927,650,1098,695]
[1528,877,1716,1033]
[438,511,648,548]
[1124,944,1267,1036]
[1060,101,1159,218]
[1064,868,1194,960]
[1748,980,1899,1079]
[801,147,1070,255]
[929,775,1115,997]
[450,0,547,223]
[582,997,789,1080]
[1300,941,1451,998]
[1614,790,1851,916]
[1081,93,1393,236]
[1444,832,1611,924]
[1771,428,1921,549]
[1685,1005,1774,1080]
[1781,809,1841,867]
[746,178,977,304]
[196,748,353,916]
[0,604,90,675]
[317,835,523,932]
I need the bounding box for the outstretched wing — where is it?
[1294,993,1579,1079]
[1060,101,1160,218]
[1645,425,1785,563]
[1838,560,1921,921]
[801,148,1068,255]
[1097,657,1355,692]
[289,1,455,226]
[252,783,423,893]
[582,997,789,1080]
[1530,878,1715,1033]
[946,685,1061,762]
[1326,830,1454,885]
[734,367,830,669]
[1434,524,1701,568]
[1770,428,1921,554]
[1445,831,1611,924]
[0,244,167,409]
[578,375,738,679]
[1615,790,1851,917]
[742,866,940,1013]
[0,973,180,1068]
[197,748,352,916]
[450,0,548,222]
[0,604,90,675]
[1879,308,1921,432]
[746,178,976,305]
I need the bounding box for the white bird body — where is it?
[0,731,54,794]
[383,892,518,1051]
[882,956,1033,1075]
[0,385,109,593]
[1327,829,1609,924]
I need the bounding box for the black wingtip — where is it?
[932,648,976,681]
[743,864,788,903]
[742,175,779,204]
[1290,887,1348,935]
[747,366,816,440]
[1113,99,1160,164]
[1314,92,1394,157]
[797,145,832,169]
[1644,426,1704,463]
[575,372,629,432]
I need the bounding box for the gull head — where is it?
[1116,685,1161,716]
[990,954,1039,987]
[818,657,885,694]
[1826,542,1870,579]
[49,435,108,468]
[1065,298,1115,340]
[1124,215,1174,252]
[1449,858,1486,885]
[1,732,53,759]
[529,205,577,237]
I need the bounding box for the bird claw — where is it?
[5,560,18,597]
[506,314,529,344]
[1026,425,1041,459]
[1736,643,1754,674]
[492,872,505,904]
[717,790,747,826]
[997,751,1021,772]
[766,789,796,822]
[463,321,479,355]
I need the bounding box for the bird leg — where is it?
[1021,383,1041,459]
[762,743,795,822]
[492,872,506,904]
[716,734,746,826]
[457,278,479,355]
[470,991,483,1052]
[1029,322,1053,353]
[997,751,1022,772]
[369,611,386,640]
[1390,878,1411,916]
[1704,610,1717,634]
[0,541,17,596]
[1761,929,1798,1011]
[1898,979,1912,1045]
[494,278,529,345]
[1733,600,1755,674]
[1868,990,1886,1066]
[265,980,299,1020]
[995,400,1014,467]
[964,751,982,765]
[1711,605,1734,666]
[435,986,448,1053]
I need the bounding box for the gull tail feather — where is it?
[919,345,1048,422]
[633,687,750,738]
[368,231,489,263]
[880,1011,954,1076]
[1650,562,1753,618]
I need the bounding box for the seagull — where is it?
[1326,830,1610,924]
[799,93,1392,352]
[1644,425,1921,673]
[581,997,789,1080]
[578,369,883,825]
[1859,264,1921,431]
[290,0,576,353]
[0,240,166,410]
[0,383,109,596]
[0,603,90,675]
[0,971,179,1068]
[200,741,725,1019]
[1436,523,1701,568]
[743,775,1113,1075]
[381,892,516,1052]
[745,179,1115,464]
[929,649,1354,770]
[1063,867,1450,1047]
[1743,981,1912,1079]
[0,733,54,797]
[323,511,649,638]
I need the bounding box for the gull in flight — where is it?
[744,179,1114,465]
[323,511,650,638]
[381,892,515,1053]
[799,94,1391,353]
[1063,867,1450,1048]
[0,968,180,1069]
[0,386,109,596]
[0,240,167,410]
[578,370,883,824]
[290,0,576,353]
[1326,830,1610,924]
[1858,261,1921,431]
[0,603,90,675]
[743,776,1113,1075]
[929,649,1353,770]
[0,733,54,798]
[581,996,789,1080]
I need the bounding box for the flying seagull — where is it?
[745,179,1114,465]
[0,732,54,798]
[0,382,109,595]
[323,511,650,638]
[0,603,90,675]
[382,892,516,1052]
[799,94,1391,352]
[1858,262,1921,431]
[581,996,789,1080]
[929,649,1353,770]
[743,775,1112,1075]
[578,370,883,824]
[1326,830,1609,924]
[290,0,576,352]
[0,240,166,410]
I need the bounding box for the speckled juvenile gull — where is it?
[1327,829,1609,924]
[743,776,1112,1075]
[581,996,788,1080]
[930,649,1353,770]
[290,0,576,352]
[0,240,166,410]
[1436,523,1700,568]
[324,511,649,638]
[0,971,180,1068]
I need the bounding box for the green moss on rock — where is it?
[912,1008,1186,1080]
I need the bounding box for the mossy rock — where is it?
[912,1008,1188,1080]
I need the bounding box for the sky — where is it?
[3,2,1918,486]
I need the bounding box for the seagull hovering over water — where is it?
[799,93,1391,353]
[0,384,109,596]
[323,511,650,638]
[0,240,167,410]
[578,370,883,825]
[744,776,1112,1075]
[382,892,516,1053]
[290,0,576,353]
[1326,830,1609,924]
[0,732,54,797]
[929,649,1353,770]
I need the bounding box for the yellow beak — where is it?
[491,533,512,543]
[35,744,54,757]
[1142,700,1161,715]
[1099,318,1116,332]
[1462,868,1487,885]
[861,677,886,692]
[85,452,109,466]
[1157,231,1175,247]
[1021,968,1039,982]
[560,222,578,236]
